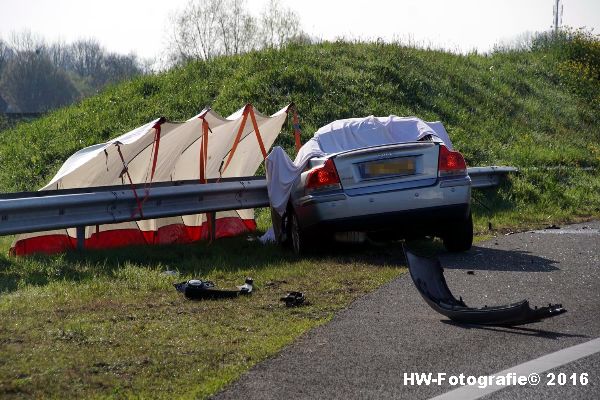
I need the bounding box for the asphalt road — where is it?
[214,221,600,400]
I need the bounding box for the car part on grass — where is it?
[238,277,254,294]
[280,291,305,307]
[404,247,566,325]
[174,277,253,300]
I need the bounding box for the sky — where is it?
[0,0,599,60]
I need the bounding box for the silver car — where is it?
[281,141,472,254]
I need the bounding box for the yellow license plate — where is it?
[361,157,416,179]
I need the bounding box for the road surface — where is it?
[214,221,599,399]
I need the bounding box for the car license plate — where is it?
[359,157,416,179]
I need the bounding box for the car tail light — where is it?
[438,145,467,177]
[305,159,341,193]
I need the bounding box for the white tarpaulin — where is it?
[266,115,453,216]
[12,104,291,255]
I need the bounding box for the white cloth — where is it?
[266,146,325,215]
[309,115,452,153]
[259,227,276,243]
[266,115,453,216]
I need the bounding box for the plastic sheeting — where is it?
[267,115,453,216]
[12,104,291,255]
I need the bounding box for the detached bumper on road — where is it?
[404,247,567,326]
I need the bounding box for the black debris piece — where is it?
[174,277,253,300]
[280,291,305,307]
[403,246,566,326]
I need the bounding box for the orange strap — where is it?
[249,108,268,159]
[140,122,162,209]
[221,105,250,175]
[221,105,270,176]
[199,119,209,183]
[116,144,144,219]
[199,117,213,241]
[292,108,302,153]
[149,123,162,181]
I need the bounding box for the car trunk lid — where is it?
[331,142,439,194]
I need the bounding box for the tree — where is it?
[68,38,104,78]
[0,38,12,72]
[0,39,11,112]
[0,31,144,113]
[99,52,142,85]
[259,0,302,49]
[217,0,258,55]
[168,0,304,64]
[0,51,79,113]
[50,39,142,91]
[0,93,7,113]
[8,30,45,54]
[170,0,223,62]
[48,40,71,71]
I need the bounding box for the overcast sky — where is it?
[1,0,599,59]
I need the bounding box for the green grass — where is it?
[0,40,598,230]
[1,37,600,398]
[0,227,404,399]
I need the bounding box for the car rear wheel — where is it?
[290,212,309,255]
[442,212,473,252]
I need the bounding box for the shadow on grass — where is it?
[0,234,407,295]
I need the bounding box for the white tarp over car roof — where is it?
[266,115,453,216]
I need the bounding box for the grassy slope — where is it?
[1,41,599,398]
[1,41,598,228]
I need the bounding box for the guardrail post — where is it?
[76,226,85,251]
[208,212,216,239]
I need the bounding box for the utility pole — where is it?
[553,0,563,34]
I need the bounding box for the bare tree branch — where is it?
[167,0,305,65]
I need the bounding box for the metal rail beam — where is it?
[468,166,518,189]
[0,167,516,238]
[0,179,269,236]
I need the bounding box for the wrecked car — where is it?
[266,116,473,254]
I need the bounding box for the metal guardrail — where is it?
[0,179,269,237]
[0,166,516,242]
[468,166,518,189]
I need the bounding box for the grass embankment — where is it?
[0,233,403,398]
[1,34,599,229]
[1,32,600,398]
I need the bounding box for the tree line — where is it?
[0,0,306,114]
[0,32,145,114]
[168,0,308,63]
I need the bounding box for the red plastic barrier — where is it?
[10,217,257,256]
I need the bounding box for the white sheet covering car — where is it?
[266,115,472,254]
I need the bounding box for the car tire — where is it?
[289,211,309,255]
[442,212,473,252]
